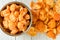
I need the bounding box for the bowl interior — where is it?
[0,1,32,36]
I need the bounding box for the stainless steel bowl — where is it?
[0,1,32,36]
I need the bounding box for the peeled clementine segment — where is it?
[27,27,37,36]
[44,0,55,8]
[11,28,18,35]
[57,25,60,34]
[47,30,56,39]
[10,4,16,12]
[3,20,9,29]
[47,28,57,35]
[1,9,10,17]
[53,13,60,21]
[48,19,56,29]
[35,21,46,33]
[14,11,19,17]
[39,10,46,21]
[54,0,60,14]
[30,1,41,9]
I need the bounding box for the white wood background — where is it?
[0,0,60,40]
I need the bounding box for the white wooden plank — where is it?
[21,0,32,8]
[0,29,15,40]
[31,32,60,40]
[31,34,60,40]
[16,33,25,40]
[16,33,32,40]
[56,34,60,40]
[16,0,22,2]
[0,0,16,10]
[32,33,52,40]
[22,33,32,40]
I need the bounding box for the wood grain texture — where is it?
[21,0,32,8]
[16,33,32,40]
[0,29,15,40]
[31,33,52,40]
[56,34,60,40]
[0,0,16,10]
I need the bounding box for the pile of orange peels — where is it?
[27,0,60,39]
